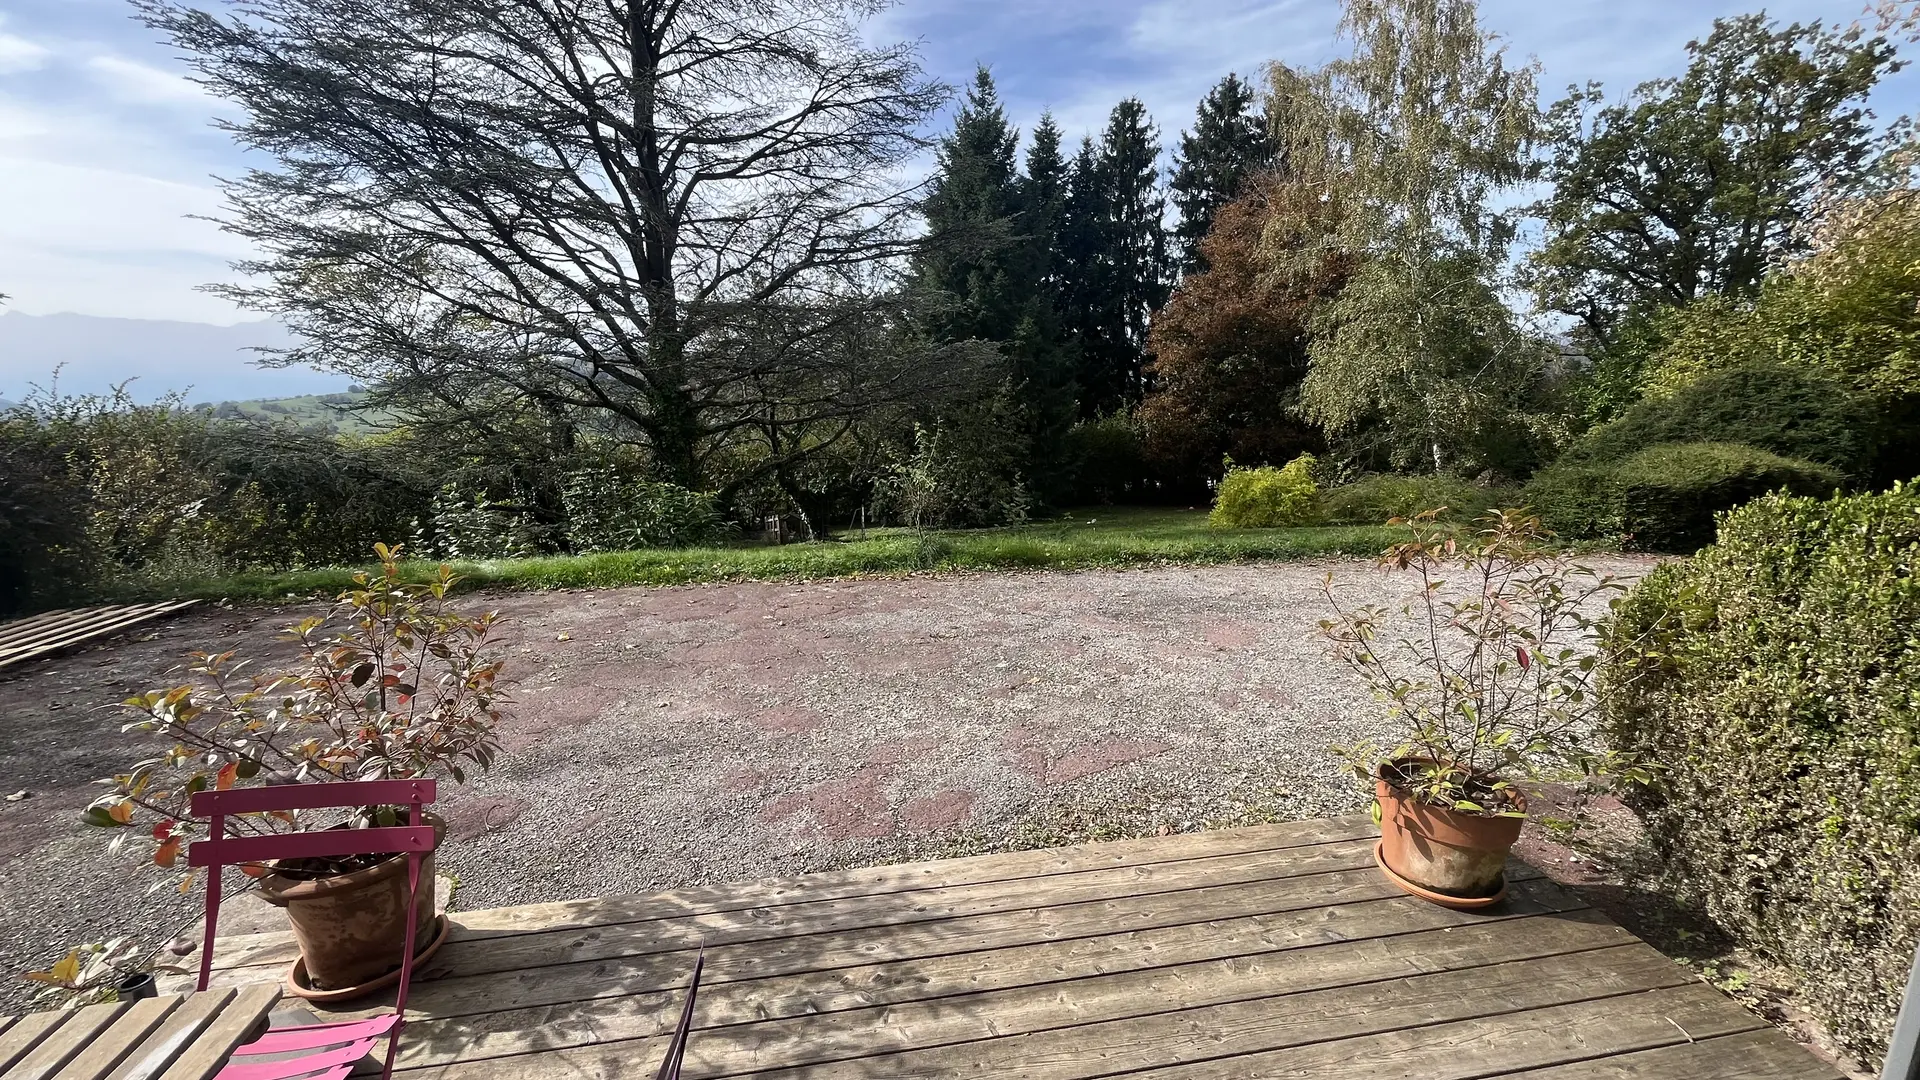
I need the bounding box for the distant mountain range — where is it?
[0,310,352,404]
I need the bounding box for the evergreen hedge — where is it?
[1566,363,1878,478]
[1527,442,1839,551]
[1603,484,1920,1064]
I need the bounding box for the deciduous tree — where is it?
[140,0,982,493]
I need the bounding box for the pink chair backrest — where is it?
[187,778,438,994]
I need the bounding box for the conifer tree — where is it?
[1066,100,1172,417]
[1170,73,1274,272]
[915,67,1023,343]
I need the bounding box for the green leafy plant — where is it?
[1320,509,1650,816]
[561,468,727,552]
[22,938,186,1010]
[1527,441,1840,550]
[1209,454,1320,528]
[86,544,507,884]
[1318,474,1519,526]
[1603,482,1920,1063]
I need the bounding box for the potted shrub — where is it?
[22,938,186,1008]
[87,544,506,998]
[1319,509,1649,908]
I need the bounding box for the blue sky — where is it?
[0,0,1910,328]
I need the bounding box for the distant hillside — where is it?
[0,310,350,403]
[198,390,394,435]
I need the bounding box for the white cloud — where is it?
[85,54,212,106]
[0,31,50,75]
[0,156,255,323]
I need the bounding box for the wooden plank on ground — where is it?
[391,902,1627,1072]
[202,816,1382,973]
[48,995,184,1080]
[380,874,1579,1028]
[0,604,156,658]
[4,1000,125,1080]
[1482,1028,1843,1079]
[0,601,199,671]
[107,990,235,1080]
[0,1010,71,1074]
[153,984,280,1080]
[1114,983,1768,1080]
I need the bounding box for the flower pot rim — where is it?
[1375,755,1526,817]
[259,812,445,904]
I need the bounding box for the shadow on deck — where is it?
[185,815,1838,1079]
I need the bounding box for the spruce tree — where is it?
[1170,73,1274,273]
[1082,99,1171,416]
[914,67,1023,343]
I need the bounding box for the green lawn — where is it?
[124,507,1399,603]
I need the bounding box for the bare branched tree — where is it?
[138,0,984,489]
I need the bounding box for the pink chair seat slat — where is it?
[215,1035,382,1080]
[187,825,437,868]
[234,1014,398,1055]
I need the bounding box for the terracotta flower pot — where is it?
[1374,759,1524,909]
[259,813,445,995]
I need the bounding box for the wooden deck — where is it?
[186,816,1840,1079]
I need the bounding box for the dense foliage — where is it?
[1560,363,1879,478]
[1317,474,1519,526]
[1527,442,1841,551]
[1603,485,1920,1063]
[1208,455,1320,528]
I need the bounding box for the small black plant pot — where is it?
[117,972,158,1001]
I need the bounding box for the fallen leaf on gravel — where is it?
[556,632,572,641]
[4,790,27,802]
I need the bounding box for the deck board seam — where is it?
[393,891,1596,1026]
[379,861,1552,988]
[687,940,1666,1080]
[206,829,1390,972]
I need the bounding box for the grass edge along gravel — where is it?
[104,510,1402,603]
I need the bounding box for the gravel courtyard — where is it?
[0,557,1648,1009]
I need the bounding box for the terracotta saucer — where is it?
[285,914,452,1003]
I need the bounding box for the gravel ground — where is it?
[0,556,1650,1011]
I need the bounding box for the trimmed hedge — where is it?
[1566,362,1878,477]
[1527,442,1840,551]
[1209,455,1319,528]
[1317,473,1520,526]
[1602,484,1920,1064]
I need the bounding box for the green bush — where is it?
[1527,442,1840,551]
[1602,484,1920,1064]
[1209,455,1319,528]
[1063,412,1147,505]
[1564,363,1877,477]
[561,468,727,552]
[1318,474,1520,526]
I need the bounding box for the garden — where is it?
[2,0,1919,1074]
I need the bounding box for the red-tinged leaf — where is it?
[1514,646,1530,670]
[155,837,182,868]
[216,762,238,791]
[240,862,269,879]
[152,818,176,841]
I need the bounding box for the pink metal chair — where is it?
[189,778,438,1080]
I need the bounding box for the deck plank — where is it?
[381,875,1582,1026]
[4,999,124,1080]
[391,907,1633,1072]
[0,1010,70,1074]
[203,818,1381,975]
[1116,983,1767,1079]
[106,989,234,1080]
[153,984,280,1080]
[1482,1028,1844,1079]
[48,995,185,1080]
